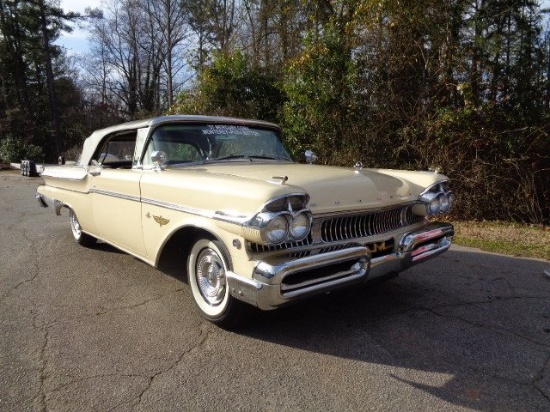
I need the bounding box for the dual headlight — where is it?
[247,194,312,245]
[417,182,455,216]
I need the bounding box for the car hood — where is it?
[152,162,447,215]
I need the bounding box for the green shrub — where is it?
[0,137,44,163]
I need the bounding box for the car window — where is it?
[157,140,203,164]
[93,132,136,168]
[143,128,207,167]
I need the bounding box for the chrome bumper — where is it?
[227,221,454,310]
[36,192,64,215]
[370,221,454,278]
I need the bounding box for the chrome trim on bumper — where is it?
[36,192,65,215]
[227,247,371,310]
[226,221,454,311]
[253,246,370,283]
[369,221,454,278]
[36,193,48,208]
[399,222,454,262]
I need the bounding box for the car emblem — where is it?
[153,215,170,227]
[369,241,392,253]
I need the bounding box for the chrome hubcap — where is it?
[196,248,226,306]
[70,212,82,238]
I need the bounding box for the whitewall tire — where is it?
[69,209,96,247]
[187,238,250,328]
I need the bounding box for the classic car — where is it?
[36,115,454,328]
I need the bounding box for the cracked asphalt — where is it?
[1,172,549,411]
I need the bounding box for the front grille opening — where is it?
[248,232,313,254]
[320,205,422,243]
[317,244,350,254]
[281,259,364,294]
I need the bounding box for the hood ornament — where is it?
[269,176,288,185]
[354,161,363,173]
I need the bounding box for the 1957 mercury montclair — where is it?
[36,115,454,328]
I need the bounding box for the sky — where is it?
[56,0,102,55]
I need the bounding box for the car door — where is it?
[89,131,147,257]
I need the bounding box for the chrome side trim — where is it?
[39,186,249,225]
[141,197,216,219]
[90,188,141,203]
[213,210,250,224]
[36,184,90,195]
[141,197,252,224]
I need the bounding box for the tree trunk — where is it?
[38,0,63,158]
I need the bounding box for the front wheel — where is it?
[187,238,251,329]
[69,209,97,247]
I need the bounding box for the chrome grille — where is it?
[249,233,313,254]
[247,205,422,254]
[320,206,421,243]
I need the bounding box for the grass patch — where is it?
[452,220,550,261]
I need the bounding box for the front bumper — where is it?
[227,221,454,310]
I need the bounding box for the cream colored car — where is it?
[36,116,454,328]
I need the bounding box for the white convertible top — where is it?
[77,115,279,166]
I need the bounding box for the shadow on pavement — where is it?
[237,248,550,411]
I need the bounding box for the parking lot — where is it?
[1,172,549,411]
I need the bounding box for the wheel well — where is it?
[156,226,223,280]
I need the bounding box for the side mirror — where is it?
[151,150,167,171]
[305,150,318,164]
[88,160,102,176]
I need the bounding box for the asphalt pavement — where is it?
[1,171,549,411]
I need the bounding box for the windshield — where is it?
[142,123,293,167]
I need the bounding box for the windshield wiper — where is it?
[212,155,248,161]
[247,155,290,161]
[203,154,292,164]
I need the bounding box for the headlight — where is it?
[418,182,454,216]
[263,214,289,244]
[289,211,312,241]
[245,193,313,245]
